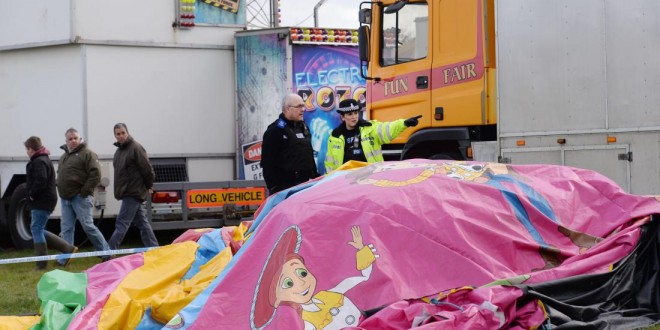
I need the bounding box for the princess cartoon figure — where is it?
[251,225,378,329]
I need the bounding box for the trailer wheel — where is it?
[7,183,33,249]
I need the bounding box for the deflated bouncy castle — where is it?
[2,160,660,329]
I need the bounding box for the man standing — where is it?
[57,128,110,264]
[108,123,159,249]
[24,136,78,269]
[261,93,319,194]
[324,98,421,172]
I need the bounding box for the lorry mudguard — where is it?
[401,127,471,160]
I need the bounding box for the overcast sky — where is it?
[277,0,361,29]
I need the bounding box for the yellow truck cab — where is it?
[358,0,660,195]
[358,0,497,160]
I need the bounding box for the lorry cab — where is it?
[358,0,496,160]
[358,0,660,195]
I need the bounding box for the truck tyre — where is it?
[429,153,462,160]
[7,183,33,249]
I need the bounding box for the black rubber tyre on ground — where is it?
[7,183,33,249]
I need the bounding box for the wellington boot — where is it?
[34,242,48,270]
[44,231,77,253]
[45,231,78,267]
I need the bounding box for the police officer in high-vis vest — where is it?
[261,93,319,194]
[324,99,421,172]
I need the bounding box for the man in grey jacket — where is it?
[108,123,159,249]
[57,128,110,265]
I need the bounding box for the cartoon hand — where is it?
[356,243,379,270]
[310,117,331,153]
[348,225,364,250]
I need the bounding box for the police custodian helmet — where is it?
[336,98,362,114]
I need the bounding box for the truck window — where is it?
[380,2,428,66]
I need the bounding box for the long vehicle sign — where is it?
[187,187,266,208]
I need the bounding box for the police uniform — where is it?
[261,113,318,194]
[324,99,411,172]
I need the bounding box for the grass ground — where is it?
[0,228,183,316]
[0,246,100,315]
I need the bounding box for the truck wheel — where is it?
[429,153,462,160]
[7,183,33,249]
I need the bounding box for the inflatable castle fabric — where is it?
[2,160,659,330]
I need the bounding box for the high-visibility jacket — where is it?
[324,119,407,172]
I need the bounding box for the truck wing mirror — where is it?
[359,8,371,24]
[358,25,380,82]
[384,0,408,14]
[358,25,370,62]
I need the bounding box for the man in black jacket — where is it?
[108,123,159,249]
[24,136,78,270]
[261,93,319,194]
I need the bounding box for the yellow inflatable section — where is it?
[97,241,199,328]
[0,315,40,330]
[151,246,233,324]
[96,226,245,329]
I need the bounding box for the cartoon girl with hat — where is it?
[250,225,378,329]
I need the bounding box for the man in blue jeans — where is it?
[107,123,159,249]
[56,128,111,264]
[24,136,78,269]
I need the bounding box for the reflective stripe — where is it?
[325,135,345,172]
[364,149,383,161]
[376,123,395,143]
[376,125,386,142]
[384,123,394,141]
[364,150,377,160]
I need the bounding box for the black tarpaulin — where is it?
[520,215,660,329]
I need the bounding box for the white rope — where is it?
[0,247,158,265]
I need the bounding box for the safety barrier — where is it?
[0,247,156,265]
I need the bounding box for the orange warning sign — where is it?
[187,187,266,208]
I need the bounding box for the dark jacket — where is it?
[56,143,101,199]
[261,113,318,193]
[26,149,58,211]
[113,136,155,201]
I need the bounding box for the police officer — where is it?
[324,98,421,172]
[261,93,319,194]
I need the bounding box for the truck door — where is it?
[430,0,491,130]
[368,0,431,144]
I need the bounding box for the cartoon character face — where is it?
[443,163,487,181]
[275,259,317,306]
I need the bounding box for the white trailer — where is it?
[474,0,660,195]
[0,0,247,248]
